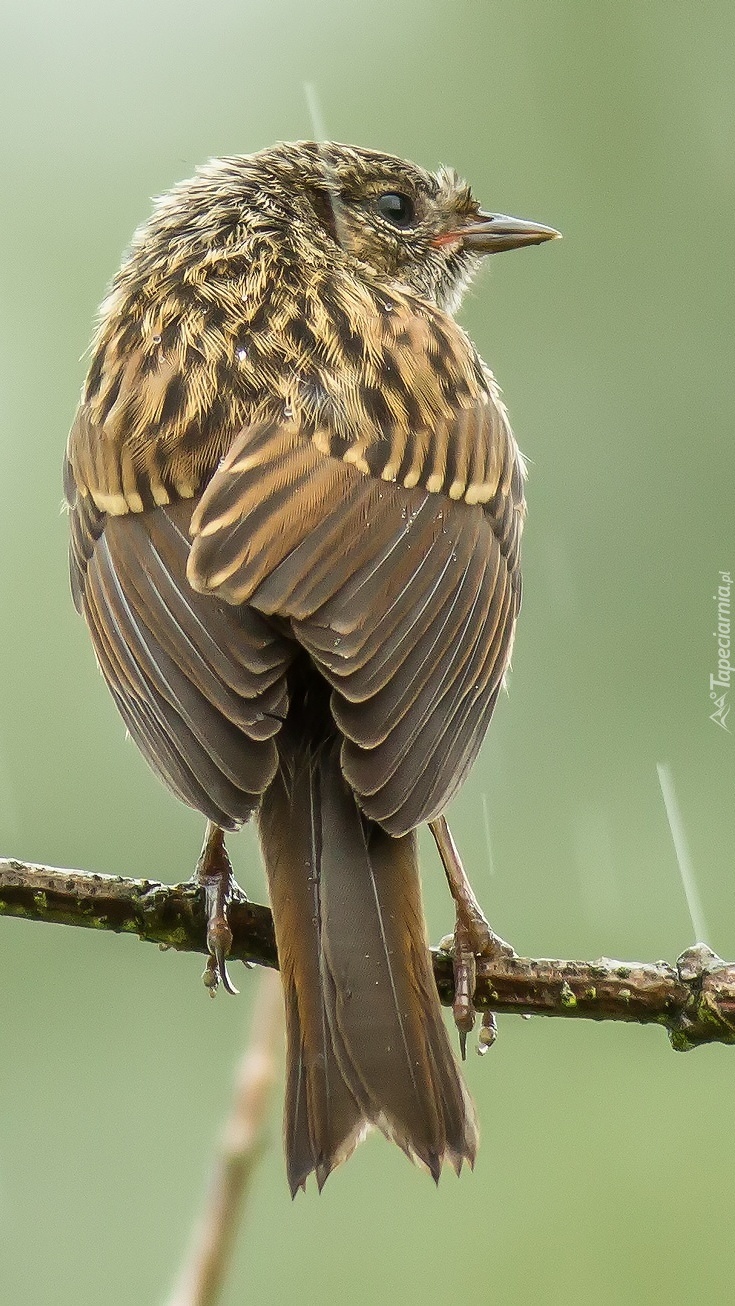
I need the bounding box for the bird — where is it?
[64,141,558,1194]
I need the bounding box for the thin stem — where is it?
[167,968,283,1306]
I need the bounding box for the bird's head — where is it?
[140,142,559,315]
[271,141,560,312]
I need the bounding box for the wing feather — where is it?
[68,490,292,828]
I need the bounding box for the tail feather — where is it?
[259,737,477,1192]
[260,750,365,1195]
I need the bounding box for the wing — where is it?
[66,480,293,829]
[189,292,524,836]
[64,271,300,830]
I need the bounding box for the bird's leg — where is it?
[196,821,239,996]
[430,815,515,958]
[429,815,515,1056]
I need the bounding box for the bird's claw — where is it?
[451,916,516,1053]
[452,916,477,1060]
[430,815,516,1055]
[202,953,239,997]
[202,900,239,996]
[196,822,240,997]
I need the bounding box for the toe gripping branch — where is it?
[429,816,516,1057]
[196,822,240,996]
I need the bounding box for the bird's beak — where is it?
[458,210,561,254]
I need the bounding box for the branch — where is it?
[2,855,734,1052]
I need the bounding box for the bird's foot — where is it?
[430,815,515,1056]
[195,822,239,996]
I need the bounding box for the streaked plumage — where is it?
[65,141,557,1191]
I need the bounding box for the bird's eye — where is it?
[375,192,416,229]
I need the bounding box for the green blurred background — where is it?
[1,1,734,1302]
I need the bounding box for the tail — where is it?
[258,737,478,1195]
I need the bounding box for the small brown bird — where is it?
[65,142,558,1193]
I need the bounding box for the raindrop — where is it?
[236,347,248,362]
[284,401,293,419]
[152,334,162,344]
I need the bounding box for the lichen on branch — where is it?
[1,856,733,1052]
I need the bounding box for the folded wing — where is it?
[67,486,292,828]
[189,295,524,835]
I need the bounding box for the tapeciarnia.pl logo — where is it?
[709,571,732,731]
